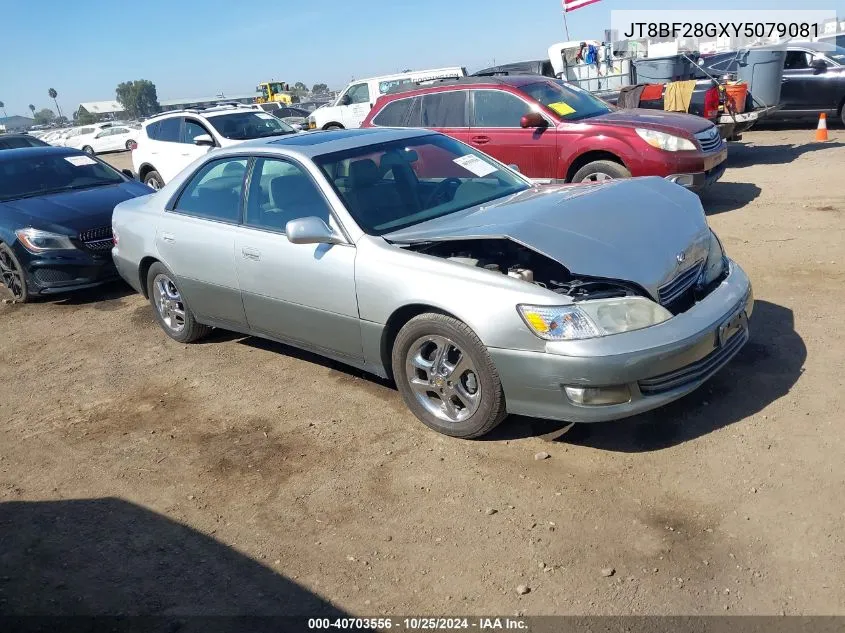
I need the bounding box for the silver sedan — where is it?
[112,128,753,438]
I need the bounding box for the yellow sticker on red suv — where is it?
[548,102,576,116]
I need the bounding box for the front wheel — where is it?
[0,243,28,303]
[392,313,506,438]
[571,160,631,183]
[143,170,165,190]
[146,262,211,343]
[82,145,95,155]
[323,123,343,131]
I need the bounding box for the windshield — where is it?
[0,153,124,201]
[208,112,295,140]
[521,79,613,121]
[823,45,845,64]
[314,134,530,236]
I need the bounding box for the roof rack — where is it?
[144,102,255,120]
[384,76,514,96]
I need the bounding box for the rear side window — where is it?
[173,157,248,223]
[372,98,414,126]
[420,91,467,127]
[471,90,531,128]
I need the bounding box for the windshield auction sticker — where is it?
[64,156,97,166]
[453,155,498,177]
[610,9,836,50]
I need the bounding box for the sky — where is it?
[1,0,842,119]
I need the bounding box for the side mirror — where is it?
[340,94,352,106]
[286,217,344,245]
[508,163,521,173]
[811,59,827,72]
[193,133,214,146]
[121,169,136,180]
[520,111,548,128]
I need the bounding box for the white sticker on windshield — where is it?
[256,112,274,120]
[453,155,497,177]
[64,155,97,166]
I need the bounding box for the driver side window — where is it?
[183,119,211,144]
[345,83,371,105]
[245,158,332,233]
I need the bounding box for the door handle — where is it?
[471,135,490,144]
[161,232,175,243]
[241,247,261,261]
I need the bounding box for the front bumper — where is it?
[489,260,752,423]
[666,158,727,191]
[16,243,119,295]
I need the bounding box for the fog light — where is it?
[666,174,694,187]
[564,385,631,406]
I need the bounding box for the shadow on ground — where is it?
[700,181,762,214]
[0,497,347,620]
[490,300,805,451]
[726,139,844,168]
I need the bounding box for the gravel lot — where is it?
[1,128,843,617]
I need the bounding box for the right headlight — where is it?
[701,229,727,285]
[635,128,696,152]
[518,297,672,341]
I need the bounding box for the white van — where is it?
[306,67,467,131]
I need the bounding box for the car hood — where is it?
[591,109,713,135]
[2,181,152,234]
[384,176,712,299]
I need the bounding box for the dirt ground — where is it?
[1,127,843,618]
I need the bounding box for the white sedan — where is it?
[66,125,138,154]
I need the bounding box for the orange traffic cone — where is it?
[815,113,829,142]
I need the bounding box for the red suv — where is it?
[361,76,727,190]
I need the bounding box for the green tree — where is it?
[75,109,101,125]
[115,79,160,119]
[312,83,329,94]
[48,88,63,119]
[28,104,36,118]
[0,101,7,119]
[294,81,307,92]
[33,108,55,125]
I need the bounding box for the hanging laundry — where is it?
[640,83,664,101]
[664,80,697,112]
[617,85,647,109]
[585,44,599,65]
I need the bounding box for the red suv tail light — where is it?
[127,140,138,151]
[703,87,720,119]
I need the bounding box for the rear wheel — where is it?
[146,262,211,343]
[82,145,94,155]
[572,160,631,183]
[143,170,164,190]
[125,139,135,150]
[0,243,28,303]
[392,313,506,438]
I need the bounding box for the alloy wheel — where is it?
[0,248,25,300]
[405,335,481,423]
[152,273,186,333]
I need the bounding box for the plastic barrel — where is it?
[725,82,748,113]
[632,55,695,83]
[734,47,786,108]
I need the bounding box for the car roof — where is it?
[231,127,437,158]
[0,145,83,163]
[381,75,553,99]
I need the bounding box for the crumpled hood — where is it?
[385,176,712,299]
[2,181,152,234]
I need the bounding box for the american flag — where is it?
[562,0,601,12]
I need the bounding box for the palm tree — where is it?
[28,104,36,119]
[48,88,63,119]
[0,101,7,119]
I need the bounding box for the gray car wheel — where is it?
[146,262,210,343]
[82,145,94,155]
[0,243,28,303]
[144,170,164,190]
[572,160,631,183]
[392,313,506,438]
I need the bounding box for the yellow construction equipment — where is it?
[255,82,296,106]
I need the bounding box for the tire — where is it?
[571,160,631,183]
[391,313,506,438]
[143,170,165,190]
[323,123,343,131]
[82,145,94,155]
[125,139,134,150]
[0,243,29,303]
[146,262,211,343]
